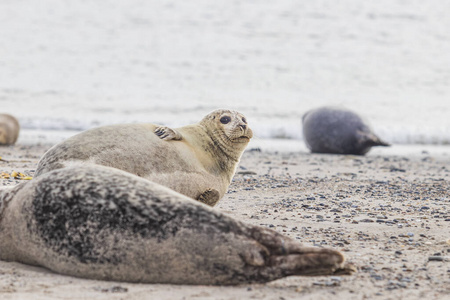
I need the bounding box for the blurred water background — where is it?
[1,1,450,153]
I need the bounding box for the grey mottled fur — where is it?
[0,166,353,285]
[302,106,389,155]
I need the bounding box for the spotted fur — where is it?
[0,166,353,284]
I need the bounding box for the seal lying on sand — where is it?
[0,114,20,145]
[0,165,354,285]
[302,106,389,155]
[35,109,252,206]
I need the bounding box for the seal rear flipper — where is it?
[357,130,390,148]
[266,249,355,277]
[243,226,355,281]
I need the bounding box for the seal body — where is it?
[0,166,352,285]
[35,109,253,206]
[302,106,389,155]
[0,114,20,145]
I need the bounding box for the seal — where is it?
[35,109,253,206]
[0,165,354,285]
[302,106,390,155]
[0,113,20,145]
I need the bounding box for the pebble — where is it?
[360,219,374,223]
[237,170,257,175]
[97,286,128,293]
[428,256,446,262]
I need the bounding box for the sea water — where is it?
[1,1,450,150]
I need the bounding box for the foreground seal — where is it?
[302,106,389,155]
[0,114,20,145]
[35,109,252,206]
[0,165,353,285]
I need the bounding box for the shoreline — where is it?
[0,143,449,299]
[15,128,450,155]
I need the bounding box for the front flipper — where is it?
[154,126,182,141]
[197,188,220,206]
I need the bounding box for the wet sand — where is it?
[0,144,449,300]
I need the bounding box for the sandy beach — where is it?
[0,143,448,300]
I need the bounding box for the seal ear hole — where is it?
[220,116,231,124]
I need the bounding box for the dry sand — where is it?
[0,143,449,300]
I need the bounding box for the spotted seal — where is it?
[34,109,252,206]
[302,106,390,155]
[0,165,354,284]
[0,113,20,145]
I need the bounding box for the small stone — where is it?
[360,219,374,223]
[237,171,257,175]
[371,274,383,281]
[330,276,342,282]
[428,256,445,262]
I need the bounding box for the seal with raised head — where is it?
[0,113,20,145]
[302,106,390,155]
[35,109,253,206]
[0,165,354,285]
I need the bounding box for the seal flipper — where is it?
[154,126,182,141]
[197,188,220,206]
[242,227,355,281]
[357,130,390,148]
[265,249,356,277]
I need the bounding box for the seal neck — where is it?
[198,124,241,177]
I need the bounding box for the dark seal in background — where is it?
[302,106,390,155]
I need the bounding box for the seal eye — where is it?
[220,116,231,124]
[242,117,247,124]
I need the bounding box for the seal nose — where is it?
[240,124,246,130]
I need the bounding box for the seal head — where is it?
[200,109,253,161]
